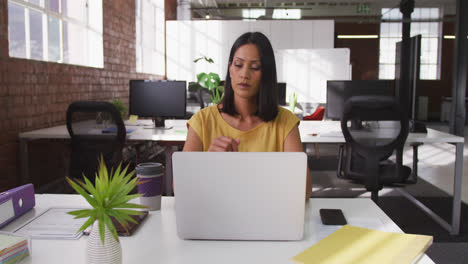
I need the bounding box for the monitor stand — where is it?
[143,117,173,130]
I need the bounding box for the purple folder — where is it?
[0,184,35,229]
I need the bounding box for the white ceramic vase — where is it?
[87,221,122,264]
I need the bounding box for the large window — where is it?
[242,9,266,21]
[272,9,301,19]
[379,8,441,80]
[8,0,103,68]
[135,0,165,75]
[241,8,301,20]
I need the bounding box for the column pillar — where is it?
[449,0,468,136]
[397,0,414,113]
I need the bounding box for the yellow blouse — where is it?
[187,105,300,152]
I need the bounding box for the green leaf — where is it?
[66,177,98,208]
[113,191,140,202]
[107,210,127,227]
[98,219,106,245]
[193,56,214,64]
[197,73,209,88]
[107,211,136,232]
[208,72,220,83]
[68,209,93,219]
[83,176,101,205]
[76,216,96,233]
[117,213,138,226]
[197,72,221,91]
[117,203,148,210]
[103,214,119,243]
[115,208,146,215]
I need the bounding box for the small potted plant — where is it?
[289,92,298,112]
[111,99,128,120]
[189,56,224,105]
[98,99,127,127]
[289,92,303,119]
[67,157,146,264]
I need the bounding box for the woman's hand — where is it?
[208,136,240,152]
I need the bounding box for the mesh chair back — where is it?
[339,96,410,197]
[66,101,126,181]
[341,96,408,160]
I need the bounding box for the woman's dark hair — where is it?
[220,32,278,122]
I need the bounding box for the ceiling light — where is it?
[337,35,379,39]
[443,35,468,39]
[205,13,210,19]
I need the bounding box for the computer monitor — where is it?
[395,35,426,132]
[129,80,186,128]
[325,80,394,120]
[278,82,287,106]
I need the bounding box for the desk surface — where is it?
[19,120,464,144]
[2,195,434,264]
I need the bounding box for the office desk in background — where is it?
[1,194,434,264]
[300,121,464,235]
[18,120,464,235]
[18,119,187,198]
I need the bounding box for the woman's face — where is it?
[229,43,262,100]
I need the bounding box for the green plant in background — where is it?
[66,157,146,244]
[112,99,128,120]
[192,56,224,104]
[289,92,298,112]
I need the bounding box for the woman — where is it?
[183,32,311,198]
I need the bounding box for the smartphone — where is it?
[319,209,347,225]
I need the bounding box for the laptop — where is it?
[172,152,307,241]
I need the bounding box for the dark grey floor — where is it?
[426,243,468,264]
[307,131,468,264]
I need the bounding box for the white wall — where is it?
[276,49,351,103]
[166,20,347,103]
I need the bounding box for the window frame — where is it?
[8,0,103,68]
[378,7,441,80]
[135,0,165,75]
[241,9,266,21]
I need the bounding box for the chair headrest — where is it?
[340,95,409,156]
[343,96,407,122]
[66,101,126,142]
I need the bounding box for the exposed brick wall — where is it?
[165,0,177,20]
[0,0,164,191]
[335,21,380,80]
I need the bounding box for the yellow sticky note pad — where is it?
[128,115,138,124]
[291,225,432,264]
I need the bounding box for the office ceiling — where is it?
[189,0,457,18]
[191,0,455,8]
[189,0,456,10]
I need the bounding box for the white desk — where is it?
[299,121,465,236]
[1,195,434,264]
[18,120,464,234]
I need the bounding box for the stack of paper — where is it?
[14,208,87,240]
[291,225,433,264]
[0,234,29,264]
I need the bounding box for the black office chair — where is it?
[66,101,126,182]
[337,96,412,203]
